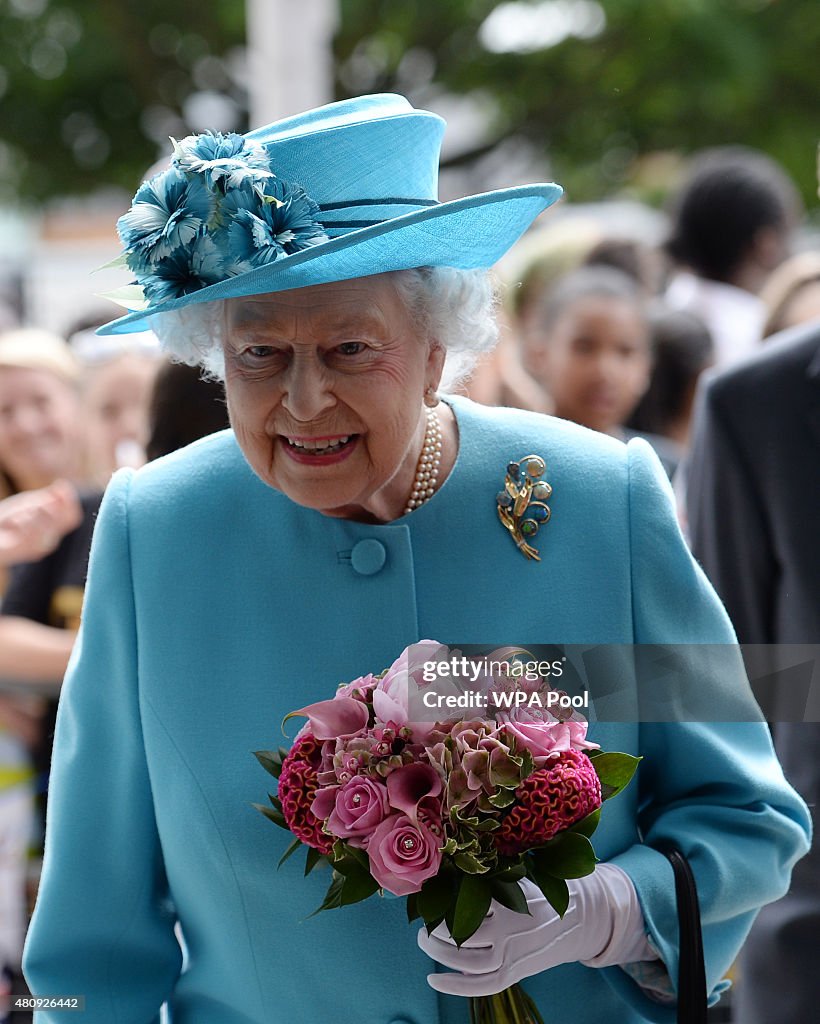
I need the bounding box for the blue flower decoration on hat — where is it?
[117,170,215,266]
[171,131,273,191]
[142,233,224,304]
[116,131,329,302]
[224,179,328,274]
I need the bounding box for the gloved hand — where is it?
[417,864,656,997]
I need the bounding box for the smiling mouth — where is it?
[281,434,359,458]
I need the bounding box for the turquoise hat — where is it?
[98,93,562,335]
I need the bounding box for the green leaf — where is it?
[333,853,370,880]
[533,832,596,879]
[490,879,530,915]
[591,752,641,800]
[304,847,324,875]
[253,749,283,779]
[406,893,421,924]
[95,284,148,310]
[339,870,380,907]
[453,851,490,874]
[306,872,345,918]
[418,872,458,926]
[474,817,501,832]
[451,874,493,945]
[568,808,601,839]
[488,788,516,809]
[425,914,446,936]
[450,806,481,828]
[93,252,130,272]
[516,747,535,782]
[277,837,302,869]
[252,802,287,829]
[528,867,570,918]
[342,844,370,873]
[441,837,458,856]
[491,861,527,883]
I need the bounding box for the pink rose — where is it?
[386,763,442,822]
[335,673,380,699]
[372,641,449,742]
[366,813,443,896]
[495,705,599,766]
[322,777,391,844]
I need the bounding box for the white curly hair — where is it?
[146,267,499,390]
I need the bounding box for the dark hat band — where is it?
[318,197,440,237]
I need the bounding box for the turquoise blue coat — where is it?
[24,396,810,1023]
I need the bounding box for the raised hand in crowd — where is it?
[0,482,82,569]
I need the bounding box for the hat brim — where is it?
[98,183,562,335]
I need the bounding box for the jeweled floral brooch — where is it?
[496,455,552,561]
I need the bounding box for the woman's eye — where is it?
[246,345,276,359]
[336,342,365,356]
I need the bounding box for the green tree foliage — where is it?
[0,0,245,202]
[0,1,817,207]
[335,0,820,206]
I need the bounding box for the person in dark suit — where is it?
[687,319,820,1023]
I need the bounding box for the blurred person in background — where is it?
[627,308,715,455]
[760,250,820,338]
[0,355,229,1005]
[517,265,678,476]
[0,330,84,1005]
[0,328,91,678]
[0,329,83,535]
[462,306,550,412]
[145,361,230,462]
[583,237,664,297]
[686,314,820,1024]
[664,146,801,368]
[465,219,605,412]
[0,484,82,572]
[69,328,163,487]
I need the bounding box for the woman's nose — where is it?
[280,355,336,422]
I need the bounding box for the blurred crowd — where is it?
[1,142,819,1018]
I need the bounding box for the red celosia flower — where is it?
[278,733,334,854]
[494,749,602,856]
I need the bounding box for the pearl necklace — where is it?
[403,406,442,515]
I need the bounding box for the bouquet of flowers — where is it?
[255,642,639,1024]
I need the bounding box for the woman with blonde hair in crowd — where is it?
[0,328,85,998]
[0,330,84,582]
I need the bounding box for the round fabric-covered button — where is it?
[351,538,387,575]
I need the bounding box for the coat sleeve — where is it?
[23,470,183,1023]
[601,439,811,1021]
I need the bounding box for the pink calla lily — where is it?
[386,762,442,821]
[288,696,369,741]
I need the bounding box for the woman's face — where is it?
[524,295,651,435]
[0,366,81,489]
[82,354,159,484]
[222,273,445,521]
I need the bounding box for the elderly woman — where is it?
[24,95,808,1024]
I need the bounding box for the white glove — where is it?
[417,864,656,997]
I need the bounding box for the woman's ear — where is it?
[425,340,447,393]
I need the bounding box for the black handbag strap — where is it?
[665,847,708,1024]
